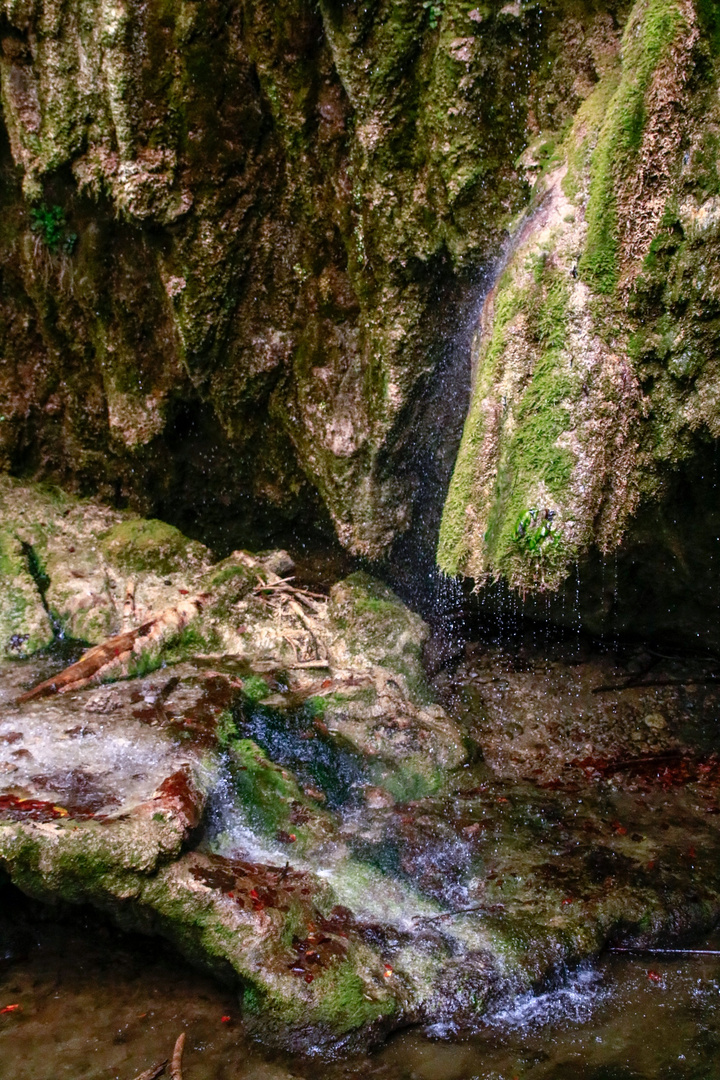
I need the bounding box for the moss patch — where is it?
[579,0,689,292]
[99,518,208,577]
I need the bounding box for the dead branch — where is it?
[252,575,327,608]
[170,1033,186,1080]
[280,632,300,662]
[592,676,720,694]
[132,1062,168,1080]
[252,576,296,590]
[610,947,720,956]
[16,596,207,704]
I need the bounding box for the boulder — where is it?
[438,0,720,646]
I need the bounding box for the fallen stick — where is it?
[593,676,720,694]
[16,596,206,704]
[252,576,296,590]
[252,577,327,604]
[412,903,506,922]
[132,1061,168,1080]
[610,947,720,956]
[170,1033,185,1080]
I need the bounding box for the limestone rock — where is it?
[0,0,637,558]
[438,0,720,645]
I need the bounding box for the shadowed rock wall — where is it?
[0,0,631,556]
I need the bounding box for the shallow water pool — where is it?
[1,887,719,1080]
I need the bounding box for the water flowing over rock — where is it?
[3,483,720,1052]
[3,0,720,1063]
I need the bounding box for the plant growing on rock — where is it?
[29,204,77,253]
[422,0,444,29]
[513,508,556,557]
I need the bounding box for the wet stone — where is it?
[2,486,720,1051]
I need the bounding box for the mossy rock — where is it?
[99,518,209,577]
[328,572,429,698]
[0,532,53,658]
[438,0,720,643]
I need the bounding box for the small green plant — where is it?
[423,0,444,29]
[513,508,556,557]
[30,203,77,253]
[243,675,271,703]
[304,695,328,719]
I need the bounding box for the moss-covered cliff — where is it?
[439,0,720,642]
[0,0,633,556]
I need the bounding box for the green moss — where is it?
[484,278,576,579]
[376,764,445,802]
[305,694,328,718]
[206,563,253,590]
[440,261,577,587]
[580,0,689,292]
[242,675,271,703]
[437,276,527,576]
[22,542,50,598]
[216,709,239,749]
[314,955,395,1032]
[697,0,720,55]
[99,518,207,577]
[29,204,77,253]
[228,738,314,841]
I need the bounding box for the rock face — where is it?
[3,482,720,1051]
[0,0,638,557]
[438,0,720,644]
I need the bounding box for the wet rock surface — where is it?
[1,483,720,1052]
[438,0,720,647]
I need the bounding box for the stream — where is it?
[2,883,720,1079]
[2,585,720,1078]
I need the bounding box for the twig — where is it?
[593,677,720,694]
[252,576,296,591]
[412,904,505,923]
[252,576,327,604]
[280,632,299,662]
[577,753,685,773]
[610,947,720,956]
[132,1061,168,1080]
[16,596,206,703]
[286,599,330,666]
[170,1033,185,1080]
